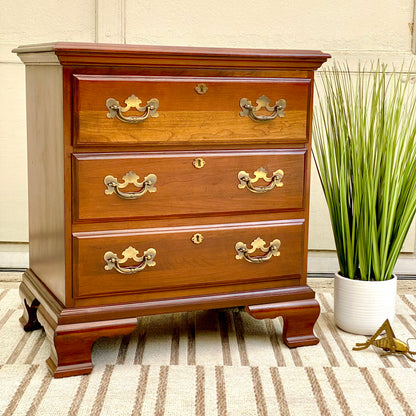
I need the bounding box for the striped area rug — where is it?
[1,286,416,415]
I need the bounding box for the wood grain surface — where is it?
[73,149,306,221]
[14,43,330,377]
[74,75,310,146]
[73,220,304,299]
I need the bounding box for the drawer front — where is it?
[73,220,304,298]
[74,75,310,146]
[73,150,306,221]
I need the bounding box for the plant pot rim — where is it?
[335,271,397,283]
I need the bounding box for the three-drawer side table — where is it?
[13,43,329,377]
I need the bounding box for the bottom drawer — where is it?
[72,220,304,298]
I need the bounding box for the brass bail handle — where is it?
[238,167,284,193]
[235,237,281,264]
[239,95,286,121]
[106,94,159,123]
[104,246,156,274]
[104,171,157,200]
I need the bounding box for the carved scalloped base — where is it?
[246,298,320,347]
[19,269,320,377]
[19,281,42,332]
[38,305,138,378]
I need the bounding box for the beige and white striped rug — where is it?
[1,282,416,416]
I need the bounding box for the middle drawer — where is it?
[73,150,306,221]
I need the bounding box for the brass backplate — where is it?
[192,157,206,169]
[195,83,208,94]
[191,233,204,244]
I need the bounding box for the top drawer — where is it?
[73,75,311,146]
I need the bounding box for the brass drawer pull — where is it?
[235,237,281,264]
[104,246,156,274]
[238,167,284,193]
[104,171,157,199]
[239,95,286,121]
[106,94,159,123]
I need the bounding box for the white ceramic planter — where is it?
[334,272,397,335]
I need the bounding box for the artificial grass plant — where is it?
[313,62,416,281]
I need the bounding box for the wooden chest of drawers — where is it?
[14,43,329,377]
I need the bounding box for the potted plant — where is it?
[313,62,416,335]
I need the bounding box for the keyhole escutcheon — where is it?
[191,233,204,244]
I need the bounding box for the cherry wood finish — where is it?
[38,304,138,378]
[19,281,42,332]
[73,149,306,221]
[24,65,67,304]
[14,42,330,69]
[14,42,330,377]
[73,220,304,299]
[246,299,321,347]
[74,75,310,146]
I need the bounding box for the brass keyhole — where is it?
[191,233,204,244]
[193,158,206,169]
[195,83,208,95]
